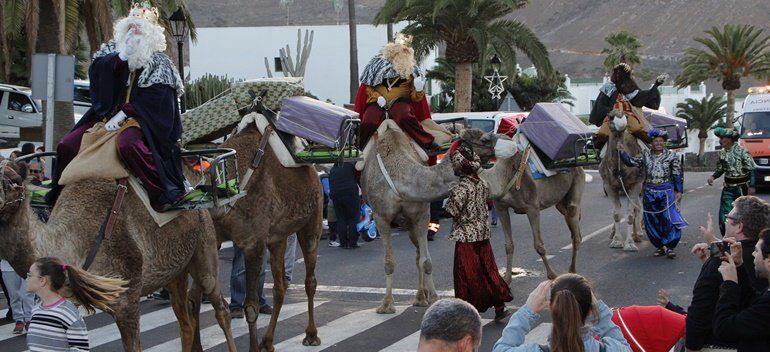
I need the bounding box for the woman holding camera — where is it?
[618,128,688,258]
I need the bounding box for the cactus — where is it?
[184,73,238,109]
[265,29,313,78]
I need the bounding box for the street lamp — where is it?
[490,54,502,73]
[169,7,188,113]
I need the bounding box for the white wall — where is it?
[189,22,437,106]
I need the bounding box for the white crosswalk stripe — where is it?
[145,301,325,352]
[0,297,554,351]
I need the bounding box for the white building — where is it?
[189,22,438,106]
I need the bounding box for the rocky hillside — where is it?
[188,0,770,82]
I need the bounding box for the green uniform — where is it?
[712,145,756,235]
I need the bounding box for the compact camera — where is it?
[709,241,730,258]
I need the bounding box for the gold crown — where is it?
[395,33,413,47]
[129,1,159,25]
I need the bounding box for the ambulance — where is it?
[739,86,770,185]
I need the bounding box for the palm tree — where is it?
[375,0,553,112]
[675,24,770,126]
[347,0,358,103]
[676,95,726,162]
[601,30,642,72]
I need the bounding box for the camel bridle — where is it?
[0,159,27,212]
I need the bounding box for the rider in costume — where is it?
[46,2,186,212]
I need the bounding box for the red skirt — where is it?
[454,240,513,312]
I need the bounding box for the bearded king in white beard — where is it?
[46,2,187,212]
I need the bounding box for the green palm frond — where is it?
[63,0,81,53]
[601,30,642,71]
[675,24,770,89]
[675,96,726,133]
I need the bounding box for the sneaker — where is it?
[13,321,25,335]
[230,307,244,319]
[328,241,340,247]
[152,290,170,301]
[259,304,273,315]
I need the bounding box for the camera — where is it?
[709,241,730,258]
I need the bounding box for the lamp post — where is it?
[169,7,188,113]
[484,54,507,110]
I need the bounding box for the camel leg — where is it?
[259,238,288,352]
[243,240,267,352]
[556,202,582,273]
[406,204,437,306]
[188,255,236,351]
[166,274,197,352]
[527,210,556,279]
[623,185,641,251]
[497,205,515,285]
[607,185,625,249]
[113,297,142,352]
[375,214,397,314]
[296,224,321,347]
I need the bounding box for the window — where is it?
[274,57,283,72]
[7,92,33,112]
[741,112,770,138]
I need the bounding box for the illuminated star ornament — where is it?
[484,71,508,100]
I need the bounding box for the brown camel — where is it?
[0,160,236,352]
[360,120,456,314]
[599,110,645,251]
[205,113,323,352]
[461,129,585,280]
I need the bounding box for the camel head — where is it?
[0,158,28,218]
[607,110,628,134]
[459,128,497,163]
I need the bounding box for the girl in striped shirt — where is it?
[25,257,127,351]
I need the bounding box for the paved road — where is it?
[1,171,768,351]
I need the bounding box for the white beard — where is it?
[114,17,166,71]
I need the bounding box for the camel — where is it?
[204,113,323,352]
[599,110,645,252]
[0,160,236,352]
[461,129,586,280]
[360,120,456,314]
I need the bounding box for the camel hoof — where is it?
[623,244,639,252]
[609,240,623,249]
[503,275,512,286]
[546,271,557,280]
[302,335,321,346]
[427,292,439,304]
[633,235,643,243]
[377,304,396,314]
[412,298,429,307]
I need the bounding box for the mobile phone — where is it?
[709,241,729,258]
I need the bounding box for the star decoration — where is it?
[484,70,508,100]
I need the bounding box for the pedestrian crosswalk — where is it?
[0,294,552,351]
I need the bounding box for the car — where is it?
[432,111,528,134]
[0,84,43,140]
[0,82,92,142]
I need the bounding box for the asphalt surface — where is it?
[2,171,768,351]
